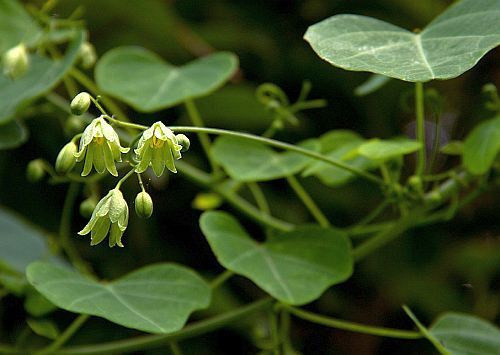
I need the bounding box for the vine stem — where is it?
[53,298,273,354]
[286,175,331,227]
[60,182,92,275]
[415,81,426,177]
[209,270,234,289]
[247,182,270,215]
[184,99,220,173]
[284,305,422,339]
[402,306,451,354]
[36,315,90,355]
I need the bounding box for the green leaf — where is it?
[304,0,500,82]
[463,116,500,174]
[357,138,422,160]
[429,313,500,355]
[440,140,464,155]
[302,130,373,186]
[24,287,56,317]
[27,262,211,334]
[354,74,391,96]
[0,206,50,274]
[0,0,42,53]
[211,136,319,182]
[200,211,353,305]
[95,47,238,111]
[0,120,28,149]
[0,31,84,124]
[27,318,60,340]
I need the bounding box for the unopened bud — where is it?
[3,43,29,79]
[135,191,153,219]
[70,92,91,115]
[175,134,190,152]
[55,142,78,174]
[407,175,423,194]
[26,159,45,183]
[64,116,85,137]
[79,197,98,218]
[79,42,97,69]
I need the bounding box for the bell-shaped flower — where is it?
[74,116,130,176]
[134,121,182,177]
[78,189,129,247]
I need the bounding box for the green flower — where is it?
[134,121,182,177]
[74,116,130,176]
[78,189,129,247]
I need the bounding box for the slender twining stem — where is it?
[168,342,183,355]
[247,182,271,215]
[69,69,130,122]
[60,183,93,275]
[285,306,422,339]
[286,175,331,227]
[279,308,293,353]
[53,298,273,354]
[402,306,451,355]
[170,126,384,185]
[269,309,280,355]
[415,82,426,177]
[176,161,294,231]
[115,169,136,189]
[210,270,234,290]
[184,99,219,173]
[37,315,90,355]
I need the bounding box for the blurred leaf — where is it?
[0,0,41,53]
[463,115,500,174]
[440,140,464,155]
[27,262,211,334]
[95,46,238,111]
[354,74,391,96]
[200,211,353,305]
[0,206,50,274]
[303,131,373,186]
[430,313,500,355]
[24,287,56,317]
[0,31,84,123]
[0,120,28,149]
[27,318,60,340]
[211,137,319,182]
[304,0,500,82]
[357,138,421,160]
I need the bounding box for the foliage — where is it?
[0,0,499,354]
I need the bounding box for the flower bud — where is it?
[70,92,91,116]
[192,192,223,210]
[2,43,29,79]
[79,197,98,218]
[175,134,190,152]
[26,159,45,183]
[64,116,85,137]
[78,42,97,69]
[55,142,78,174]
[135,191,153,219]
[407,175,423,195]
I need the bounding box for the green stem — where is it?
[210,270,234,290]
[285,306,422,339]
[54,298,273,355]
[247,182,270,215]
[60,183,92,275]
[269,309,280,355]
[105,115,148,131]
[176,160,294,231]
[402,306,451,355]
[168,342,183,355]
[115,169,136,189]
[415,82,426,177]
[184,99,219,173]
[286,175,331,227]
[37,315,90,355]
[170,126,383,185]
[69,69,130,122]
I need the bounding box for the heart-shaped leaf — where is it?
[200,211,353,305]
[357,138,422,160]
[95,47,238,111]
[0,120,28,150]
[463,115,500,174]
[211,136,319,182]
[0,31,84,124]
[304,0,500,82]
[27,262,211,334]
[302,130,374,186]
[429,313,500,355]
